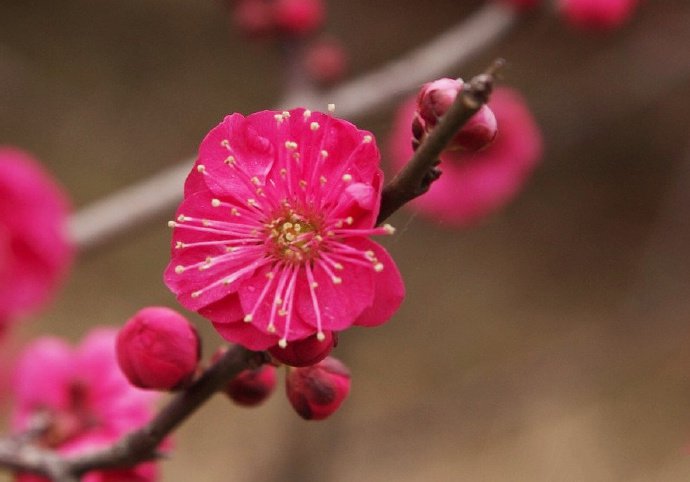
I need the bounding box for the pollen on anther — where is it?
[346,216,353,225]
[319,176,327,185]
[327,103,336,113]
[310,281,319,288]
[251,176,261,186]
[175,241,185,249]
[383,224,396,234]
[191,291,201,299]
[211,199,221,207]
[332,276,342,284]
[282,111,291,118]
[167,221,177,228]
[174,265,185,274]
[342,173,352,183]
[374,263,384,272]
[320,150,329,158]
[231,208,240,216]
[316,332,326,342]
[267,324,276,333]
[177,214,186,222]
[285,141,298,150]
[310,122,320,131]
[278,338,288,348]
[196,164,206,173]
[243,314,253,323]
[363,135,373,143]
[299,179,308,190]
[224,156,235,165]
[274,113,284,123]
[303,109,312,119]
[280,168,287,178]
[365,250,376,260]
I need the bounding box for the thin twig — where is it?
[68,3,518,251]
[376,59,504,223]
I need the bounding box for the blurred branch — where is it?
[0,345,267,480]
[377,60,504,223]
[68,2,518,251]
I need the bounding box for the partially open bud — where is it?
[304,37,348,86]
[116,307,200,391]
[274,0,325,37]
[285,356,351,420]
[268,331,337,367]
[226,364,277,406]
[415,78,498,152]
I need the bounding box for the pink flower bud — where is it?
[286,356,351,420]
[304,37,348,86]
[116,307,200,391]
[558,0,637,30]
[233,0,275,38]
[274,0,325,37]
[268,331,337,367]
[416,77,462,126]
[416,78,498,152]
[226,364,277,407]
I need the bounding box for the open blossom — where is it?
[165,108,404,350]
[389,88,542,227]
[12,329,160,482]
[0,148,72,332]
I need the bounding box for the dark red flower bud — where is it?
[226,364,277,406]
[285,356,351,420]
[268,331,337,367]
[274,0,325,37]
[304,37,348,86]
[116,307,200,391]
[416,77,498,152]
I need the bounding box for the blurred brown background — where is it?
[2,0,690,480]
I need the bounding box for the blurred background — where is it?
[2,0,690,480]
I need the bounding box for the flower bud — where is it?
[116,307,200,391]
[558,0,637,30]
[225,364,277,406]
[286,356,351,420]
[416,77,498,152]
[304,37,348,86]
[268,331,337,367]
[233,0,275,38]
[274,0,325,37]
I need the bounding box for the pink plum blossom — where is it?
[11,328,160,482]
[165,108,404,350]
[389,88,543,227]
[0,148,73,332]
[558,0,638,30]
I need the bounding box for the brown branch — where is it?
[0,344,268,480]
[376,59,505,223]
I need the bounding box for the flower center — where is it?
[266,206,322,263]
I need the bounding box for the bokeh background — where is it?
[2,0,690,480]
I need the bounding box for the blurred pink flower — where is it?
[388,88,543,227]
[165,109,404,350]
[12,328,160,482]
[558,0,638,30]
[0,148,73,332]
